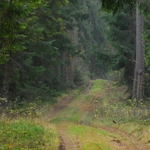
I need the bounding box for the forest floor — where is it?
[48,79,150,150]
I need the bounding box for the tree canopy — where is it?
[1,0,150,104]
[101,0,136,11]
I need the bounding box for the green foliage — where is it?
[0,98,40,117]
[73,67,84,86]
[101,0,136,12]
[77,0,109,78]
[102,6,135,87]
[1,0,139,104]
[1,0,80,102]
[144,11,150,69]
[0,0,43,64]
[142,4,150,98]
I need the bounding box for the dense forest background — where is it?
[0,0,150,105]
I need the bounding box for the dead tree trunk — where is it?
[132,6,145,101]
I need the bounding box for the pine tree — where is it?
[103,6,136,87]
[0,0,43,100]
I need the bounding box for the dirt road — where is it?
[49,82,150,150]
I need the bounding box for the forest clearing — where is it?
[1,79,150,150]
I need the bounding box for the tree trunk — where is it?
[2,61,10,99]
[132,6,145,101]
[61,51,67,85]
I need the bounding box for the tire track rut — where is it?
[49,94,81,150]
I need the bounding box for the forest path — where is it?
[49,81,150,150]
[49,82,93,150]
[50,95,81,150]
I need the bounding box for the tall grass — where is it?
[0,118,60,150]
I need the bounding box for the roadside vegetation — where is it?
[0,79,150,149]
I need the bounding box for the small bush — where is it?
[73,67,84,86]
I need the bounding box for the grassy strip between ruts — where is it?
[0,118,59,150]
[57,122,113,150]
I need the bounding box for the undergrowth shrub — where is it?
[0,98,42,118]
[91,79,150,124]
[73,67,84,86]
